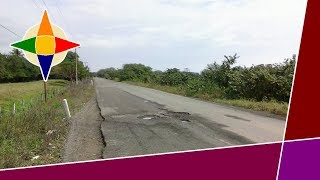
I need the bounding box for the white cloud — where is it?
[0,0,307,72]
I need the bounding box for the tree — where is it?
[0,51,40,83]
[202,53,239,88]
[160,68,188,86]
[51,51,90,81]
[119,63,152,82]
[103,68,119,80]
[95,53,296,102]
[10,49,23,57]
[0,50,89,83]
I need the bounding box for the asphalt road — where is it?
[95,78,285,158]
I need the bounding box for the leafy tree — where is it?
[51,51,90,81]
[202,53,239,88]
[10,49,23,57]
[0,50,89,83]
[160,68,188,86]
[96,53,296,102]
[103,68,120,80]
[225,55,296,101]
[0,50,40,83]
[119,63,152,83]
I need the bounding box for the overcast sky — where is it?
[0,0,307,72]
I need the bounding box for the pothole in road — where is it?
[165,112,191,123]
[165,111,190,119]
[138,110,192,123]
[138,114,160,120]
[143,117,153,120]
[180,118,191,122]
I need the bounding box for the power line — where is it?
[41,0,57,23]
[31,0,40,9]
[55,0,64,17]
[55,0,75,38]
[0,24,22,38]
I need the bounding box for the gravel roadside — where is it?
[63,97,104,162]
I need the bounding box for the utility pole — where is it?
[44,81,47,102]
[75,48,78,85]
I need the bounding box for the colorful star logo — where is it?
[10,10,80,81]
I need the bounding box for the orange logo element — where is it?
[11,10,80,81]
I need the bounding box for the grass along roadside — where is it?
[0,80,95,169]
[124,81,288,117]
[0,80,67,116]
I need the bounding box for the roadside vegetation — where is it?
[0,49,90,83]
[0,80,94,169]
[0,49,93,169]
[96,54,296,116]
[0,80,66,114]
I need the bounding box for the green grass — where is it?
[124,81,288,117]
[212,99,288,116]
[0,80,68,114]
[0,80,95,169]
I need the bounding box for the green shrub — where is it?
[96,54,295,104]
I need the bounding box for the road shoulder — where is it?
[63,97,104,162]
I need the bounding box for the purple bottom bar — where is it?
[0,143,281,180]
[278,139,320,180]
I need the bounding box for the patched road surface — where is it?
[95,78,285,159]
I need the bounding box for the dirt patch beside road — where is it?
[63,97,104,162]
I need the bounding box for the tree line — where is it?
[0,49,90,83]
[96,54,296,102]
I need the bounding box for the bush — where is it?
[202,54,295,102]
[96,54,295,103]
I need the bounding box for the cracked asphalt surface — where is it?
[95,78,285,159]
